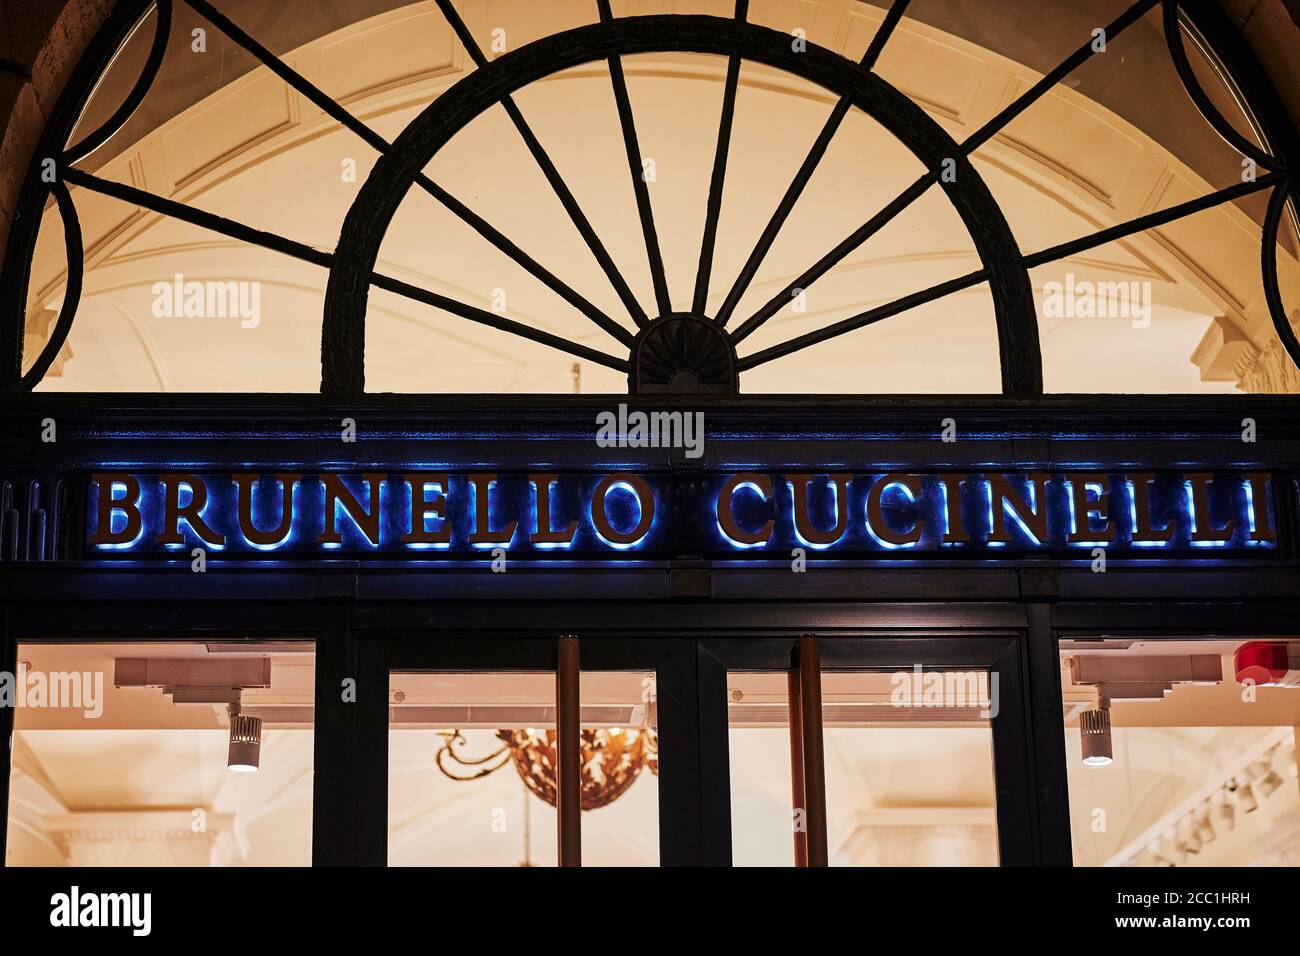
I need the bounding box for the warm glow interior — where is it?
[9,637,1297,866]
[19,0,1300,394]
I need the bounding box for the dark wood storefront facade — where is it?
[3,0,1300,868]
[3,393,1299,865]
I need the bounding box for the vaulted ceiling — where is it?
[17,0,1300,394]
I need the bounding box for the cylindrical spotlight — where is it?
[228,713,263,772]
[1080,707,1112,767]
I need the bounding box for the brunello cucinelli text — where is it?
[86,470,1276,555]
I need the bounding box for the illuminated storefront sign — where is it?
[85,469,1277,561]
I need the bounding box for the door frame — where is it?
[0,600,1071,868]
[349,615,1071,867]
[704,629,1054,866]
[353,632,724,866]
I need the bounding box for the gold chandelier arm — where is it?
[434,730,513,781]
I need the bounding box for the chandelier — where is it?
[436,727,658,810]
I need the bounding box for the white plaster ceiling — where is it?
[19,0,1300,394]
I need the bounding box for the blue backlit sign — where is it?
[85,469,1276,562]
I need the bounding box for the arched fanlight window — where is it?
[3,0,1298,395]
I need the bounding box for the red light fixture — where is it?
[1234,642,1300,687]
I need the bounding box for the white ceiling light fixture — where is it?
[1079,702,1112,767]
[114,655,273,773]
[228,704,262,773]
[1068,653,1222,768]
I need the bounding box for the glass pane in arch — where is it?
[10,0,1299,395]
[1030,210,1300,394]
[27,212,328,392]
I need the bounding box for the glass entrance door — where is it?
[353,633,1039,866]
[355,635,709,866]
[706,635,1037,866]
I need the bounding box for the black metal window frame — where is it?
[2,0,1298,396]
[3,0,1300,870]
[0,606,1106,868]
[356,627,1048,866]
[6,598,1300,866]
